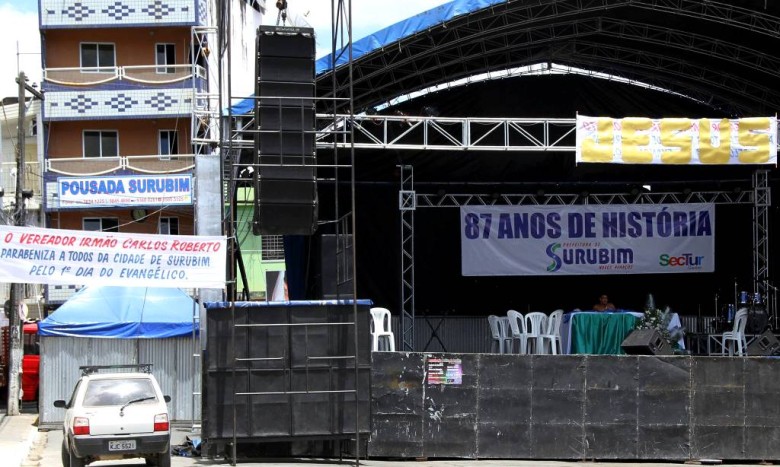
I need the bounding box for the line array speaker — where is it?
[253,25,317,236]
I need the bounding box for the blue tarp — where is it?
[229,0,505,115]
[39,286,199,338]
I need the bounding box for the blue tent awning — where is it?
[228,0,505,115]
[39,286,199,338]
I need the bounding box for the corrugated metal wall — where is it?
[40,336,201,427]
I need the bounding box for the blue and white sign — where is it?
[460,204,715,276]
[57,174,193,208]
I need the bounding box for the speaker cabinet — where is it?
[747,329,780,356]
[317,234,354,299]
[253,26,317,235]
[202,302,371,442]
[621,328,673,355]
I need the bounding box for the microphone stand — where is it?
[714,293,719,333]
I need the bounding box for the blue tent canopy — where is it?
[228,0,505,115]
[39,286,199,338]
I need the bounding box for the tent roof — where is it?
[39,286,198,338]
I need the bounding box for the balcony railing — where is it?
[0,161,43,196]
[44,65,206,87]
[46,155,196,176]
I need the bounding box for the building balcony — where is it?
[41,0,209,29]
[44,64,206,87]
[42,65,207,121]
[0,161,43,211]
[45,154,195,176]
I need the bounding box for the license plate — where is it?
[108,440,136,451]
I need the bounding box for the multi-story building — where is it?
[37,0,273,305]
[0,96,45,318]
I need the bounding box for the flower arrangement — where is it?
[635,297,685,350]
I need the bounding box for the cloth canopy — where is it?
[39,286,199,338]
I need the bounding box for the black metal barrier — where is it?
[369,353,780,462]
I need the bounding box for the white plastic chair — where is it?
[370,307,395,351]
[540,309,563,355]
[488,315,504,353]
[721,308,749,356]
[525,312,548,354]
[506,310,528,354]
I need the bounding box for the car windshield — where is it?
[82,378,158,407]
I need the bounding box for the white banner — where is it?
[57,174,193,208]
[0,225,226,288]
[461,204,715,276]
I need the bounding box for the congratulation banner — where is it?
[57,174,193,208]
[0,225,226,288]
[461,204,715,276]
[576,115,777,165]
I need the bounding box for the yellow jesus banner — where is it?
[576,116,777,165]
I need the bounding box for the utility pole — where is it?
[7,71,42,415]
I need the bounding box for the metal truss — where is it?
[399,165,416,351]
[317,115,576,151]
[321,0,780,114]
[191,26,220,156]
[753,170,770,308]
[399,179,765,349]
[415,190,755,207]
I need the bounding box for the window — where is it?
[80,43,115,72]
[262,235,285,260]
[83,379,157,407]
[83,130,118,158]
[83,218,119,232]
[159,217,180,235]
[159,130,179,159]
[156,43,176,74]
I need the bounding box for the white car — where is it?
[54,365,172,467]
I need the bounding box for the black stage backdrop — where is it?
[299,75,777,319]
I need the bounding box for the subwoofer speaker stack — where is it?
[252,25,318,236]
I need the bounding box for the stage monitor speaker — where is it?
[621,328,673,355]
[747,329,780,356]
[253,25,317,236]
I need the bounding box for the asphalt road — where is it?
[29,426,768,467]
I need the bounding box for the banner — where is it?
[460,204,715,276]
[57,174,193,208]
[576,115,777,165]
[0,225,226,288]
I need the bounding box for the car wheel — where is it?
[156,450,171,467]
[68,445,85,467]
[61,440,70,467]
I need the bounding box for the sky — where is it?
[0,0,453,99]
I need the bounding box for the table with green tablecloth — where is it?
[561,310,683,355]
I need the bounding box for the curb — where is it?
[15,426,39,467]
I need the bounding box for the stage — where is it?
[369,352,780,462]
